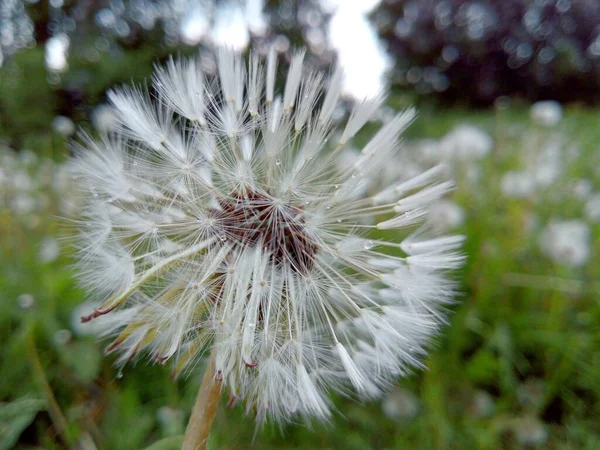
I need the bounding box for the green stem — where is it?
[28,329,72,446]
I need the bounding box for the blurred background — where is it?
[1,0,599,449]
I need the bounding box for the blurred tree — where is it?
[373,0,600,105]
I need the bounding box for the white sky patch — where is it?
[246,0,268,36]
[45,33,70,72]
[211,4,250,51]
[326,0,389,100]
[179,6,210,45]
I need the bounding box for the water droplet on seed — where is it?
[275,159,281,166]
[363,240,374,250]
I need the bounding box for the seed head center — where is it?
[210,189,318,273]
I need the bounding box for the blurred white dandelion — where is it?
[500,170,536,199]
[428,199,465,232]
[530,100,563,127]
[91,104,119,134]
[585,193,600,223]
[52,115,76,137]
[381,387,420,420]
[468,389,495,418]
[438,124,493,161]
[69,48,463,423]
[539,219,590,267]
[39,237,61,264]
[514,415,549,447]
[569,178,593,200]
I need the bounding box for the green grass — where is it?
[1,50,599,449]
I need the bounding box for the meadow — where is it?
[1,47,600,450]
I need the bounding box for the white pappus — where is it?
[69,48,464,424]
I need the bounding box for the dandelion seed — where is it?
[69,48,463,425]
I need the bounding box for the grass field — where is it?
[1,95,599,450]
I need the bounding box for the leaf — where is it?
[57,341,102,383]
[466,349,499,384]
[0,397,46,450]
[141,436,184,450]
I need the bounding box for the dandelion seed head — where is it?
[584,193,600,223]
[69,48,463,424]
[530,100,563,127]
[438,124,492,161]
[539,219,590,267]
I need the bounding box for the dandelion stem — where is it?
[182,352,222,450]
[27,328,72,447]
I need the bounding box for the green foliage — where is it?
[0,397,46,450]
[1,50,599,449]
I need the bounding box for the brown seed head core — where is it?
[210,189,318,273]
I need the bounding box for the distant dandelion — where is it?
[539,219,590,267]
[585,193,600,223]
[428,199,465,231]
[69,48,463,431]
[530,100,563,127]
[438,124,492,161]
[500,170,536,199]
[52,115,76,137]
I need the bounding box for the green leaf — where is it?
[56,341,102,383]
[141,436,184,450]
[465,349,499,384]
[0,396,46,450]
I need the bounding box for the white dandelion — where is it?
[69,48,463,431]
[585,193,600,223]
[539,219,590,268]
[530,100,563,127]
[437,124,493,161]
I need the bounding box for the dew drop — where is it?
[116,371,123,379]
[275,159,282,166]
[334,184,340,189]
[363,240,374,250]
